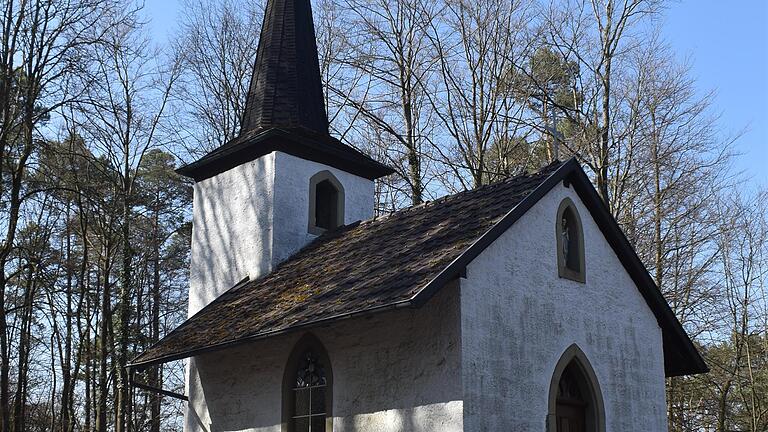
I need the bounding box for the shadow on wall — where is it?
[189,284,463,432]
[190,156,274,314]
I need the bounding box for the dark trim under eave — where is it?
[177,128,394,181]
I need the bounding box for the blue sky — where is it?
[662,1,768,187]
[145,0,768,187]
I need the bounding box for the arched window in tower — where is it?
[315,181,338,229]
[556,198,585,282]
[283,334,333,432]
[308,171,345,234]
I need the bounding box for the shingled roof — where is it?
[130,159,707,377]
[176,0,394,181]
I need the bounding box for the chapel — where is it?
[129,0,708,430]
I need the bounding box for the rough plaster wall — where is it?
[460,182,668,431]
[188,151,374,316]
[184,283,462,432]
[189,154,275,316]
[271,152,374,265]
[186,151,378,431]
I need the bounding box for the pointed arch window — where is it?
[556,198,586,283]
[283,335,332,432]
[308,171,345,234]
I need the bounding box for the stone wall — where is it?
[460,182,668,431]
[188,151,374,316]
[184,283,463,432]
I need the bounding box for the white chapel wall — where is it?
[459,182,668,431]
[271,151,374,265]
[184,283,463,432]
[188,151,375,317]
[189,153,276,316]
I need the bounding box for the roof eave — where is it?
[128,298,414,370]
[176,128,394,182]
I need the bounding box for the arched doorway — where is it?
[556,362,588,431]
[547,345,605,432]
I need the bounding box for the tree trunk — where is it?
[149,209,162,432]
[0,269,10,432]
[12,265,36,432]
[95,256,112,432]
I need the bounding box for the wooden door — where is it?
[556,364,588,432]
[556,400,586,432]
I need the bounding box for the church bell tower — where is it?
[177,0,393,316]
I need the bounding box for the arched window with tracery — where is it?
[556,198,586,282]
[283,334,332,432]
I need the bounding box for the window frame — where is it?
[282,333,333,432]
[556,197,586,283]
[308,171,345,235]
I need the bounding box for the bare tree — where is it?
[336,0,440,206]
[540,0,665,209]
[170,0,264,157]
[0,1,124,430]
[427,0,535,190]
[70,8,180,431]
[701,193,768,432]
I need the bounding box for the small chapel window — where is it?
[556,198,585,282]
[292,352,327,432]
[315,181,338,230]
[309,171,345,234]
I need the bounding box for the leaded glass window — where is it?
[292,351,327,432]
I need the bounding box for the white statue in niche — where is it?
[561,215,572,265]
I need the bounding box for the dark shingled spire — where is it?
[176,0,394,181]
[241,0,328,134]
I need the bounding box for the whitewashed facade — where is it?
[153,0,701,429]
[188,151,374,316]
[183,174,668,431]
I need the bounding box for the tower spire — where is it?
[241,0,328,135]
[177,0,393,182]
